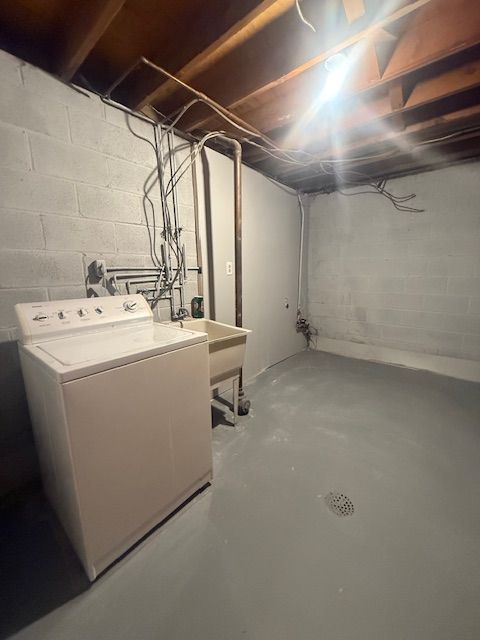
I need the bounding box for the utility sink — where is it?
[182,319,251,387]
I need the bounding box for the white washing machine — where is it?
[15,294,212,580]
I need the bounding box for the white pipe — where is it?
[297,193,305,312]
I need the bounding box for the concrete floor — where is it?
[3,351,480,640]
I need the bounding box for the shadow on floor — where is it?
[211,397,234,428]
[0,402,233,638]
[0,486,90,639]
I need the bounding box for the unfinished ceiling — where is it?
[1,0,480,192]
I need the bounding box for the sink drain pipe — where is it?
[215,135,249,414]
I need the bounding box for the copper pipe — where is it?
[213,135,244,395]
[105,59,247,394]
[215,136,242,331]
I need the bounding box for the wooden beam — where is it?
[181,0,434,132]
[58,0,126,81]
[210,42,381,136]
[249,75,480,180]
[406,61,480,108]
[389,79,407,129]
[372,21,404,77]
[389,80,406,111]
[374,38,399,77]
[342,0,366,24]
[383,0,480,81]
[290,134,480,190]
[280,103,480,183]
[371,28,398,44]
[201,0,480,139]
[243,111,480,189]
[275,59,480,159]
[135,0,296,110]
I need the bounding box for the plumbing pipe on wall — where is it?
[105,58,249,401]
[104,57,246,331]
[297,193,305,312]
[214,135,245,395]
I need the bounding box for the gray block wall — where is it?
[0,50,199,496]
[307,165,480,362]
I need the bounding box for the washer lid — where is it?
[23,322,207,382]
[38,323,190,365]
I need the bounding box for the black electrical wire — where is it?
[320,166,424,212]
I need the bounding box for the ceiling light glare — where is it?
[324,53,348,73]
[322,53,349,102]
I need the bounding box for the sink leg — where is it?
[233,376,239,426]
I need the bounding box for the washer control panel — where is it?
[15,294,152,345]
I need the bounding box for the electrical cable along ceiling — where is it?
[1,0,480,195]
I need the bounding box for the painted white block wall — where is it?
[0,48,304,494]
[0,49,199,495]
[0,50,199,330]
[307,166,480,379]
[199,149,305,381]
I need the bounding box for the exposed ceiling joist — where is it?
[294,143,480,190]
[266,59,480,163]
[181,0,434,132]
[371,28,398,44]
[1,0,480,192]
[389,79,407,129]
[57,0,126,81]
[406,61,480,109]
[135,0,296,111]
[227,43,382,137]
[211,0,480,141]
[383,0,479,81]
[335,103,480,158]
[290,134,480,191]
[276,104,480,187]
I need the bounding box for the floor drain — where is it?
[325,492,354,517]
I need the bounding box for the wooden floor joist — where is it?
[57,0,126,81]
[1,0,479,190]
[135,0,297,110]
[182,0,435,133]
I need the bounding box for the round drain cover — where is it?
[325,492,354,517]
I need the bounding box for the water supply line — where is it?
[214,135,247,407]
[104,58,250,412]
[105,57,271,146]
[297,193,305,313]
[103,57,246,336]
[295,193,316,345]
[215,136,243,329]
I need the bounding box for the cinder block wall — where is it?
[307,165,480,365]
[0,49,199,496]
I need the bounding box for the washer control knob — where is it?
[123,300,138,313]
[33,312,48,322]
[95,306,104,315]
[58,310,66,320]
[78,307,88,317]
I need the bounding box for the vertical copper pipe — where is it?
[233,142,242,330]
[191,150,204,298]
[216,135,244,392]
[216,136,242,330]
